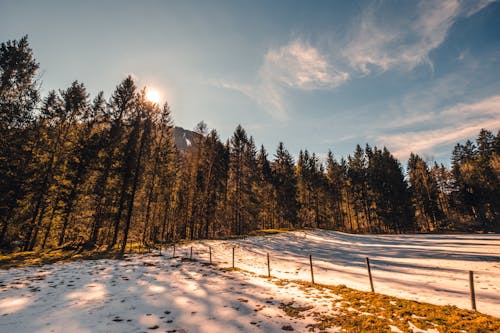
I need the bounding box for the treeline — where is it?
[1,37,499,253]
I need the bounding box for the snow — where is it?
[407,321,439,333]
[389,325,403,333]
[0,254,340,332]
[192,230,500,317]
[0,230,499,332]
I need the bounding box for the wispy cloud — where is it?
[261,40,349,90]
[213,0,495,120]
[214,39,349,120]
[377,94,500,158]
[383,71,470,129]
[343,0,494,74]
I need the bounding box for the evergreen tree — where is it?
[347,145,369,231]
[227,125,258,235]
[119,92,154,254]
[107,76,139,249]
[407,153,443,231]
[24,81,86,250]
[141,102,176,245]
[296,150,325,228]
[255,145,276,229]
[199,130,229,238]
[325,151,345,230]
[54,82,91,247]
[0,36,40,249]
[368,147,414,232]
[272,142,298,228]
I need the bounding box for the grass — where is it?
[248,228,295,236]
[279,302,313,319]
[220,266,249,273]
[0,242,154,269]
[284,280,500,333]
[217,265,500,331]
[0,249,114,269]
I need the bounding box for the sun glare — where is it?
[146,89,160,104]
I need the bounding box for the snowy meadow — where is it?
[1,231,499,332]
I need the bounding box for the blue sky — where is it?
[1,0,499,164]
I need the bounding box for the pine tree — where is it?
[107,77,139,249]
[0,36,40,249]
[272,142,298,228]
[347,145,368,231]
[368,147,414,232]
[184,121,207,239]
[407,153,443,231]
[54,81,91,247]
[140,102,175,245]
[24,81,86,250]
[256,145,276,229]
[450,140,486,227]
[0,36,39,128]
[120,92,154,254]
[198,130,229,238]
[325,151,345,230]
[227,125,258,235]
[296,150,325,228]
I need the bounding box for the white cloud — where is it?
[260,40,349,90]
[215,40,349,120]
[441,95,500,118]
[213,0,495,120]
[377,94,500,158]
[343,0,494,74]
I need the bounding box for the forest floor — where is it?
[1,230,499,332]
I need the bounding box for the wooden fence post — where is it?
[469,271,477,310]
[232,247,235,268]
[190,246,193,260]
[209,246,212,264]
[366,257,374,292]
[309,254,315,284]
[267,253,271,277]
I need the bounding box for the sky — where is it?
[1,0,500,165]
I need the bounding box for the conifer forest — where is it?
[1,36,499,254]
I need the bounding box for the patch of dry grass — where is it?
[287,281,500,333]
[0,242,156,269]
[248,228,295,236]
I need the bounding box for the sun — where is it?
[145,88,160,104]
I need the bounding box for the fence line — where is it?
[159,242,485,312]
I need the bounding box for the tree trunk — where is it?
[120,118,150,254]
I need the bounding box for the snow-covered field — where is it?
[201,231,500,317]
[0,230,499,332]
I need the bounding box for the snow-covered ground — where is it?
[0,230,499,333]
[0,253,341,333]
[198,231,500,317]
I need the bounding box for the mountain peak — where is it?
[173,126,197,151]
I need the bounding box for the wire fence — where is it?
[156,239,500,316]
